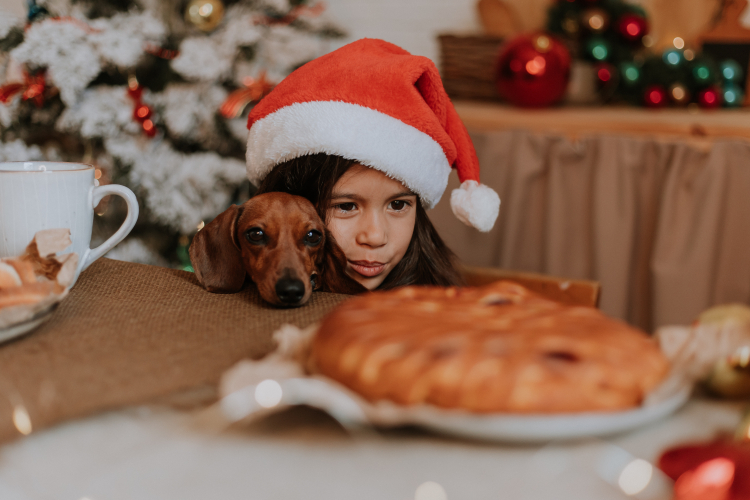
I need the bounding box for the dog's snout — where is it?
[275,277,305,304]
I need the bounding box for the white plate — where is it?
[365,384,692,443]
[0,302,58,344]
[220,375,692,443]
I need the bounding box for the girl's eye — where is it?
[245,228,265,244]
[336,202,357,212]
[304,230,322,246]
[389,200,410,211]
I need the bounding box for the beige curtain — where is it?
[429,129,750,332]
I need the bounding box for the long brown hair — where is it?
[256,154,463,289]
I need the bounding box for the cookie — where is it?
[312,281,669,413]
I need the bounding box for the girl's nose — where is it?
[356,211,387,248]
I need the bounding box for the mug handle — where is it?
[81,184,139,271]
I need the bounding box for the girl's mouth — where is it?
[348,260,386,278]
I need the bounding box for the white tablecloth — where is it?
[0,397,744,500]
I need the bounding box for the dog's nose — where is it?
[275,277,305,304]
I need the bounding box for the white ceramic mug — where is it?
[0,161,139,286]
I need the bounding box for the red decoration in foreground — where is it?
[0,71,48,107]
[495,33,571,108]
[659,439,750,500]
[220,71,275,119]
[643,84,667,107]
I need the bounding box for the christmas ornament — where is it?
[643,84,667,107]
[0,71,48,107]
[692,63,715,85]
[723,83,745,107]
[220,71,274,119]
[254,2,326,26]
[704,345,750,398]
[495,33,571,107]
[126,77,158,138]
[185,0,225,32]
[617,13,648,43]
[580,8,609,34]
[662,49,684,67]
[668,83,690,105]
[594,63,618,101]
[698,86,722,108]
[26,0,49,22]
[721,60,743,83]
[143,43,180,60]
[659,439,750,500]
[595,63,613,85]
[619,61,642,88]
[585,37,610,62]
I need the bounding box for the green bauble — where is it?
[721,59,743,83]
[619,61,641,87]
[723,82,745,107]
[692,63,714,85]
[586,37,610,62]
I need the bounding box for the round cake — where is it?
[311,281,669,413]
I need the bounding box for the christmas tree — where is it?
[0,0,344,268]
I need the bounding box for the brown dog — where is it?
[189,192,364,307]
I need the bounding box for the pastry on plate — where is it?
[312,281,669,413]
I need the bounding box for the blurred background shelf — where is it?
[454,100,750,141]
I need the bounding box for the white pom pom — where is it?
[450,180,500,232]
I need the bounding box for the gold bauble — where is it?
[699,304,750,326]
[704,346,750,399]
[185,0,225,32]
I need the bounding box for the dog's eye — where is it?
[304,230,322,246]
[245,228,265,244]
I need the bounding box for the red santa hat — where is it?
[246,38,500,232]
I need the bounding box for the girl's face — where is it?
[327,164,417,290]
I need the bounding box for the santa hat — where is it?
[246,38,500,232]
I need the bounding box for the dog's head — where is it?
[189,192,363,306]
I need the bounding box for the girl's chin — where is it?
[347,266,389,290]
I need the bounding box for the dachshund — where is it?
[189,192,365,307]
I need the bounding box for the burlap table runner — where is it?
[0,258,350,443]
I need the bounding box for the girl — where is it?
[246,39,500,291]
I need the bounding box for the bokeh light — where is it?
[415,481,448,500]
[618,458,653,495]
[255,379,283,408]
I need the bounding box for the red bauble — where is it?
[495,33,571,108]
[659,440,750,500]
[643,84,667,107]
[698,86,722,108]
[617,13,648,43]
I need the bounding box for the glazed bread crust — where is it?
[312,281,669,413]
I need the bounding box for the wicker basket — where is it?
[438,33,505,101]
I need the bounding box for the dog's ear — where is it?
[318,230,367,295]
[189,204,246,293]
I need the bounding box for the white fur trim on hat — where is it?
[450,180,500,232]
[246,101,452,209]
